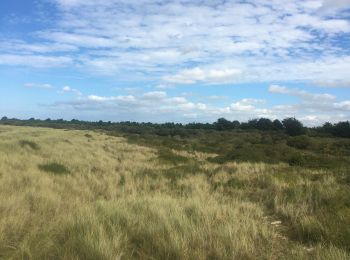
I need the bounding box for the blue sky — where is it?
[0,0,350,125]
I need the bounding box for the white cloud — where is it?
[334,100,350,110]
[61,86,82,96]
[39,32,116,48]
[0,40,78,53]
[312,79,350,88]
[164,67,242,84]
[268,85,288,93]
[24,83,53,89]
[0,0,347,88]
[87,94,136,102]
[0,54,72,67]
[269,84,336,101]
[319,0,350,13]
[143,91,167,99]
[48,86,350,125]
[268,85,350,124]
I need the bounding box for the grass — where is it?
[0,125,349,259]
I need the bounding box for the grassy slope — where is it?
[0,125,349,259]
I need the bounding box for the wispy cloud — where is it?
[163,67,242,84]
[268,85,336,102]
[0,0,349,85]
[59,86,82,96]
[0,54,72,67]
[24,83,53,89]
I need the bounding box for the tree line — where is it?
[1,116,349,138]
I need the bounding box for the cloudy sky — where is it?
[1,0,349,125]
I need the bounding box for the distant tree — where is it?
[321,122,333,134]
[282,117,305,136]
[247,119,258,129]
[256,118,273,131]
[273,119,284,130]
[232,120,240,129]
[1,116,8,121]
[333,121,350,138]
[239,122,249,130]
[215,118,233,130]
[29,117,35,121]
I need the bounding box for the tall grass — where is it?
[0,125,349,259]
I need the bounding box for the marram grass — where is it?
[0,125,349,259]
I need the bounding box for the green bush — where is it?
[288,153,305,166]
[287,135,312,149]
[19,140,40,150]
[38,162,70,175]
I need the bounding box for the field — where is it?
[0,125,349,259]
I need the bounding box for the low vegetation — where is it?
[0,125,349,259]
[38,162,70,175]
[19,140,40,150]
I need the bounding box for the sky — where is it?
[0,0,350,125]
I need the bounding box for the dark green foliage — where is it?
[322,122,333,133]
[273,119,284,130]
[256,118,274,131]
[288,153,305,166]
[225,178,245,189]
[232,120,240,128]
[157,149,189,165]
[333,121,350,138]
[163,161,202,183]
[1,116,350,139]
[38,163,70,175]
[282,117,305,136]
[317,121,350,138]
[19,140,40,150]
[214,118,236,130]
[287,135,312,149]
[119,175,126,186]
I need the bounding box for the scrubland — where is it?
[0,125,349,259]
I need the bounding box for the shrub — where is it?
[38,162,70,175]
[157,149,189,165]
[288,153,305,166]
[19,140,40,150]
[287,135,312,149]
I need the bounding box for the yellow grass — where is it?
[0,125,348,259]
